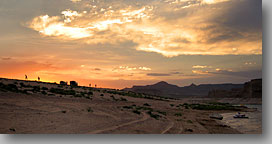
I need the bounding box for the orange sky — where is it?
[0,0,262,89]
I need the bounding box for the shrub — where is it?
[170,104,174,107]
[174,113,182,117]
[20,83,32,88]
[100,94,104,96]
[188,103,237,111]
[187,120,193,123]
[32,86,40,92]
[61,110,66,113]
[147,111,160,120]
[156,110,166,116]
[87,107,93,112]
[0,83,18,92]
[74,94,83,97]
[132,110,141,115]
[123,106,133,109]
[41,91,47,95]
[143,103,151,106]
[185,128,193,132]
[49,88,76,95]
[120,97,127,101]
[9,128,16,132]
[42,87,49,90]
[88,91,93,95]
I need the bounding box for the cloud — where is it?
[70,0,81,3]
[146,71,182,76]
[27,0,262,57]
[210,69,262,78]
[113,66,152,71]
[1,57,12,61]
[192,65,209,69]
[192,70,209,75]
[147,73,171,76]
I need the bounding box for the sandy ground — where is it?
[0,78,246,134]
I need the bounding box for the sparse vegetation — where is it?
[87,107,93,112]
[49,88,76,95]
[132,110,141,115]
[185,128,193,132]
[104,90,170,101]
[156,110,166,116]
[184,103,238,111]
[100,94,104,96]
[88,91,93,95]
[123,106,134,109]
[41,91,47,95]
[61,110,66,113]
[9,128,16,132]
[120,97,127,101]
[42,87,48,90]
[170,104,174,107]
[32,86,40,92]
[187,120,193,123]
[147,111,161,120]
[175,113,182,117]
[143,103,151,106]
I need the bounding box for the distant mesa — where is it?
[124,80,250,98]
[208,79,262,99]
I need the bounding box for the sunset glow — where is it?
[0,0,262,88]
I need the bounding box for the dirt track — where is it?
[0,78,244,134]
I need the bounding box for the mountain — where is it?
[208,79,262,98]
[123,81,244,98]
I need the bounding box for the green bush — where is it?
[49,88,76,95]
[42,87,49,90]
[87,107,93,112]
[132,110,141,115]
[0,83,18,92]
[156,110,166,116]
[41,91,47,95]
[147,111,160,120]
[143,103,151,106]
[174,113,182,117]
[32,86,40,92]
[120,97,127,101]
[123,106,133,109]
[188,103,237,110]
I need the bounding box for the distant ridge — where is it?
[124,81,245,98]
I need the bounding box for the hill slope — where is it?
[124,81,244,98]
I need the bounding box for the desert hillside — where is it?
[0,78,258,134]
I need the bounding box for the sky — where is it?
[0,0,262,89]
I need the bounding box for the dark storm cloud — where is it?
[217,0,262,32]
